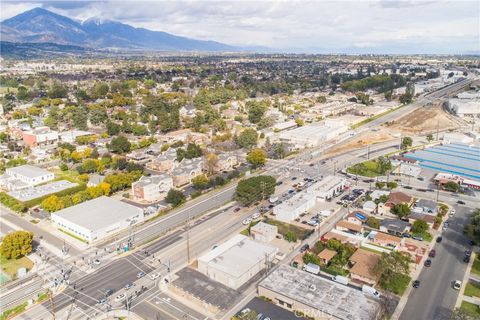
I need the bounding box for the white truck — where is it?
[303,263,320,275]
[331,275,349,285]
[362,285,381,298]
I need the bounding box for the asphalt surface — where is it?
[399,205,473,320]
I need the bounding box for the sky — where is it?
[1,0,479,54]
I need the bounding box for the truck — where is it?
[362,285,381,298]
[331,275,349,285]
[303,263,320,275]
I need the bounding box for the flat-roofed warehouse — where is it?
[258,264,382,320]
[51,196,144,243]
[198,234,278,289]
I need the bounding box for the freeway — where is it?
[399,205,472,320]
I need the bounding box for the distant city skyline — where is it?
[1,0,479,54]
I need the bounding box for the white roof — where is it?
[198,234,277,278]
[51,196,143,232]
[6,165,52,179]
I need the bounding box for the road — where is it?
[399,205,472,320]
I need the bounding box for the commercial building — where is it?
[7,180,78,202]
[51,196,144,243]
[1,165,54,191]
[197,234,277,289]
[250,222,278,243]
[272,192,316,222]
[306,175,346,201]
[22,126,58,147]
[258,264,382,320]
[132,174,173,202]
[58,130,93,143]
[278,122,348,149]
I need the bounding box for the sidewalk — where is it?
[455,251,476,308]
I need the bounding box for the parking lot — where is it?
[236,297,305,320]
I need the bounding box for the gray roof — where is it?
[7,165,52,179]
[380,218,410,232]
[416,199,437,210]
[259,264,381,320]
[52,196,143,231]
[135,174,172,187]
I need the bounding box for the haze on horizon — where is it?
[1,0,479,54]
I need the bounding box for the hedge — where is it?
[0,183,86,213]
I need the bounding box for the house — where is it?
[380,218,410,236]
[1,165,54,191]
[346,211,369,225]
[146,148,177,173]
[250,222,278,243]
[58,130,93,144]
[349,248,381,286]
[413,199,438,215]
[335,220,363,235]
[318,249,337,265]
[126,150,151,163]
[369,190,390,201]
[363,201,377,213]
[321,230,364,247]
[22,126,58,147]
[205,152,238,173]
[171,157,204,187]
[385,191,413,208]
[368,231,404,249]
[179,104,197,118]
[408,212,436,228]
[132,174,173,202]
[87,174,104,187]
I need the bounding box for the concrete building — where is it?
[58,130,93,143]
[146,148,177,173]
[51,196,144,243]
[442,132,474,145]
[379,219,410,236]
[132,174,173,202]
[7,180,78,202]
[1,165,54,191]
[306,175,346,201]
[272,192,316,222]
[278,122,348,149]
[258,264,382,320]
[197,234,277,289]
[171,157,204,187]
[22,126,58,147]
[250,222,278,243]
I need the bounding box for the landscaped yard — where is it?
[379,272,411,295]
[460,301,480,318]
[471,254,480,277]
[347,159,385,177]
[0,256,33,279]
[464,282,480,298]
[412,231,433,242]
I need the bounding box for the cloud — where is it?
[1,0,478,53]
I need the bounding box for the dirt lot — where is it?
[325,128,397,157]
[384,104,460,134]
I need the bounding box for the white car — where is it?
[251,212,260,219]
[115,293,126,302]
[93,259,101,265]
[242,218,252,225]
[449,209,456,217]
[453,280,462,290]
[149,272,160,280]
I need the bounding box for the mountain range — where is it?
[0,7,237,52]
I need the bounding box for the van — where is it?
[362,285,381,298]
[331,275,349,285]
[303,263,320,275]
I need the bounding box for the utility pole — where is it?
[186,213,191,264]
[367,145,370,160]
[436,120,440,141]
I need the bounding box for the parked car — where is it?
[402,233,411,238]
[465,250,472,258]
[457,200,466,205]
[149,272,160,280]
[251,212,261,219]
[453,280,462,290]
[412,235,424,241]
[93,259,101,265]
[449,209,456,216]
[124,283,133,290]
[233,207,241,212]
[291,177,297,181]
[299,244,310,253]
[424,259,432,267]
[115,293,126,302]
[463,256,471,263]
[429,250,436,258]
[242,218,252,225]
[412,280,420,288]
[105,289,113,297]
[137,271,145,278]
[436,236,443,243]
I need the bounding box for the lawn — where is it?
[412,231,433,242]
[347,159,385,178]
[471,254,480,277]
[464,282,480,298]
[460,301,480,318]
[264,217,312,240]
[0,256,33,279]
[379,272,411,296]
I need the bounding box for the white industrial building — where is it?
[197,234,277,289]
[51,196,144,243]
[278,122,348,149]
[273,192,317,222]
[306,175,346,201]
[447,99,480,118]
[442,132,474,144]
[1,165,54,191]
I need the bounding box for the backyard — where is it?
[264,217,312,240]
[347,159,390,178]
[0,256,33,279]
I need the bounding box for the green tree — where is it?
[376,182,385,189]
[108,136,131,154]
[412,219,429,234]
[391,203,411,218]
[165,189,186,207]
[273,143,286,159]
[387,181,398,189]
[48,82,67,99]
[192,174,209,190]
[377,156,392,174]
[366,216,380,229]
[235,128,258,149]
[426,134,434,142]
[464,209,480,244]
[246,101,267,124]
[444,181,460,192]
[235,175,276,206]
[246,148,267,168]
[401,137,413,149]
[89,105,108,125]
[284,231,297,243]
[0,231,34,259]
[295,118,305,126]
